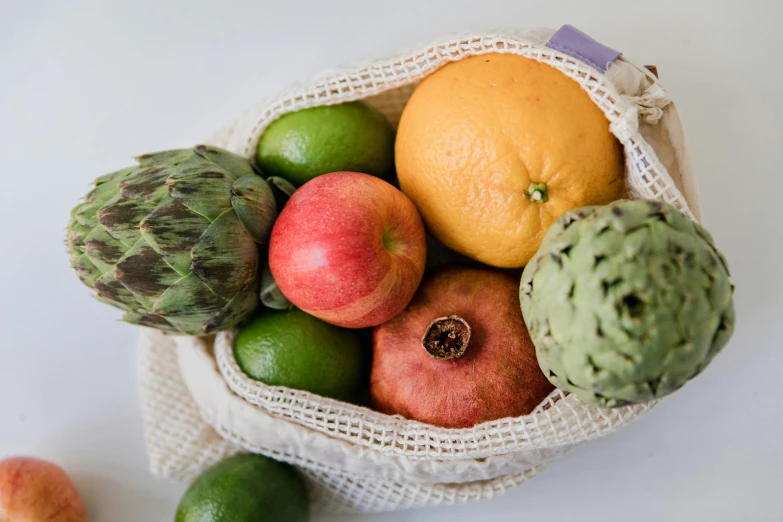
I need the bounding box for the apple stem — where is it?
[421,315,471,360]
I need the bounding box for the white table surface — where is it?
[2,0,781,520]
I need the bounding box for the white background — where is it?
[1,0,782,520]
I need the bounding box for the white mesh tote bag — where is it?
[139,25,701,514]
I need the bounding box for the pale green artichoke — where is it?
[520,200,735,408]
[67,145,277,335]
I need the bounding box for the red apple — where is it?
[0,457,87,522]
[269,171,427,328]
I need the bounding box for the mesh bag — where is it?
[139,27,701,513]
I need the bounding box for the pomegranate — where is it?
[371,266,553,428]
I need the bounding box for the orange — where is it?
[395,53,624,268]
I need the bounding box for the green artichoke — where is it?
[520,199,735,408]
[67,145,277,335]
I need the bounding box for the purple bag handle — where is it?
[546,25,622,73]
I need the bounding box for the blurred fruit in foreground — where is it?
[176,453,308,522]
[256,101,395,186]
[371,266,554,428]
[520,200,735,408]
[234,308,364,402]
[67,145,277,335]
[395,53,624,268]
[0,457,87,522]
[269,172,426,328]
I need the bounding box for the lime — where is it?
[256,101,395,186]
[175,453,308,522]
[234,308,363,401]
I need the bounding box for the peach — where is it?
[0,457,87,522]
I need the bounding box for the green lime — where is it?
[175,453,309,522]
[255,101,395,186]
[234,308,363,401]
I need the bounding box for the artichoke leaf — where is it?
[167,155,235,221]
[231,174,277,244]
[123,311,179,333]
[94,271,140,312]
[131,292,157,312]
[73,170,130,229]
[194,145,255,180]
[657,200,693,233]
[94,166,135,187]
[135,148,193,167]
[707,271,734,318]
[191,210,259,299]
[83,225,127,272]
[119,165,172,203]
[66,219,91,251]
[267,176,297,209]
[608,200,657,233]
[140,194,210,276]
[152,272,227,336]
[70,252,103,288]
[97,195,158,247]
[260,254,291,310]
[708,304,736,359]
[203,282,259,334]
[113,237,181,301]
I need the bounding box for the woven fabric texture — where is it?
[139,27,699,513]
